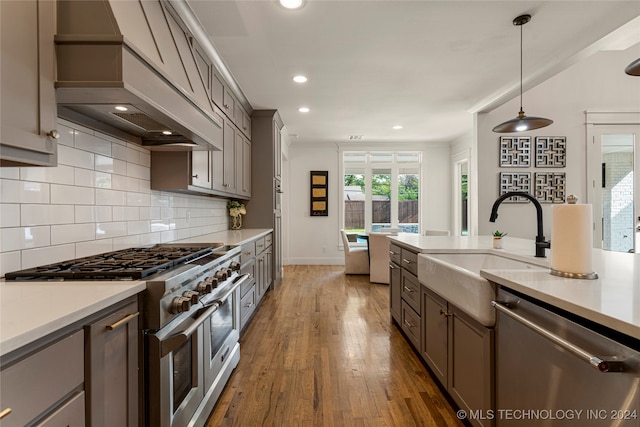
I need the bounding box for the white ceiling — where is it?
[186,0,640,145]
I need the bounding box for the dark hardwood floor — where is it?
[206,265,464,426]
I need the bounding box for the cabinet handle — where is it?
[223,183,229,187]
[439,309,452,317]
[245,302,254,308]
[0,408,12,420]
[47,129,60,139]
[389,264,396,269]
[402,258,412,264]
[404,319,416,328]
[192,174,199,179]
[389,250,396,255]
[224,104,230,109]
[106,312,140,331]
[402,285,414,293]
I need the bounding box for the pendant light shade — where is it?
[493,14,553,133]
[625,58,640,76]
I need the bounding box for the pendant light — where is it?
[625,58,640,76]
[493,14,553,133]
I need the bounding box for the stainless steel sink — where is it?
[418,253,545,326]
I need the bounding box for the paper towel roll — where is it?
[551,203,594,275]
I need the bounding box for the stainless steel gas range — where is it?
[5,243,249,427]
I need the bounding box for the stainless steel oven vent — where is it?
[111,112,170,133]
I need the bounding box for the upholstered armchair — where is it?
[340,229,370,275]
[368,232,390,284]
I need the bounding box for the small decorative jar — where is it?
[492,237,504,249]
[231,214,242,230]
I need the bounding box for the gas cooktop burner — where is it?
[4,244,219,281]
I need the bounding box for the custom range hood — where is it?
[55,0,223,151]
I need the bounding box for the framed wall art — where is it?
[499,172,531,203]
[310,171,328,216]
[534,172,566,203]
[535,136,566,167]
[499,136,531,167]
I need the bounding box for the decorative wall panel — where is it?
[535,137,566,167]
[499,172,531,203]
[499,137,531,167]
[534,172,566,203]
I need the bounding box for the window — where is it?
[343,151,421,235]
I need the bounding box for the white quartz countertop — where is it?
[0,280,145,357]
[390,234,640,340]
[0,228,273,358]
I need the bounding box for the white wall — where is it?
[476,43,640,240]
[286,141,451,265]
[0,120,230,277]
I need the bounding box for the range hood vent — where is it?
[55,0,224,151]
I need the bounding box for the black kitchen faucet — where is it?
[490,191,551,258]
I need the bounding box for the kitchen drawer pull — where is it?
[389,250,396,255]
[402,258,412,264]
[245,302,254,308]
[404,319,415,328]
[0,408,11,420]
[492,301,624,373]
[106,312,139,331]
[403,285,414,293]
[439,309,452,317]
[389,264,396,269]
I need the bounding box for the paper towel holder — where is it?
[549,195,599,280]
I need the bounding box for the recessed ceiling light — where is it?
[279,0,303,10]
[293,75,308,83]
[298,107,310,113]
[114,105,128,111]
[162,130,173,135]
[392,125,403,130]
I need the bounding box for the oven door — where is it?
[203,274,247,389]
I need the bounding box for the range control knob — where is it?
[170,296,191,314]
[225,268,234,278]
[196,279,213,294]
[182,290,199,304]
[214,270,227,281]
[207,276,219,289]
[229,261,241,271]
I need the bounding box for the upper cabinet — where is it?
[1,0,58,167]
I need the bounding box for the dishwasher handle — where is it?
[492,300,624,373]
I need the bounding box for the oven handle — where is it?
[492,300,624,373]
[160,274,250,357]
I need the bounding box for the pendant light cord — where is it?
[519,21,523,114]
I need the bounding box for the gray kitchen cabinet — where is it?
[191,150,213,189]
[212,69,225,111]
[421,287,494,427]
[255,235,273,303]
[389,244,402,323]
[85,297,139,427]
[0,0,58,167]
[244,111,284,288]
[238,233,272,332]
[222,88,236,122]
[236,130,252,198]
[212,119,237,194]
[390,244,422,351]
[0,330,85,426]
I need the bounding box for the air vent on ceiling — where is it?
[111,112,171,133]
[349,135,364,140]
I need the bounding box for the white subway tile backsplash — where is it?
[127,192,151,207]
[74,130,112,156]
[96,221,127,239]
[1,251,22,277]
[140,232,162,246]
[138,179,151,193]
[21,244,76,269]
[139,151,151,167]
[56,123,75,147]
[127,220,150,235]
[140,206,161,220]
[113,206,140,221]
[127,163,149,180]
[76,239,113,257]
[0,179,51,204]
[112,144,139,163]
[0,226,51,252]
[51,223,95,245]
[21,204,74,226]
[113,235,141,251]
[96,188,127,206]
[95,155,114,173]
[112,174,138,192]
[75,168,112,189]
[113,159,127,176]
[0,204,20,227]
[20,164,75,185]
[51,184,95,205]
[0,168,20,179]
[58,145,95,169]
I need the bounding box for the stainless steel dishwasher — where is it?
[493,288,640,426]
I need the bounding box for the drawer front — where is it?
[401,300,422,350]
[240,285,257,330]
[389,243,402,265]
[240,258,256,297]
[264,233,273,248]
[401,270,421,313]
[0,330,84,427]
[240,241,256,264]
[400,248,418,276]
[255,237,266,254]
[35,391,85,427]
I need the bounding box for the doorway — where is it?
[587,123,640,253]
